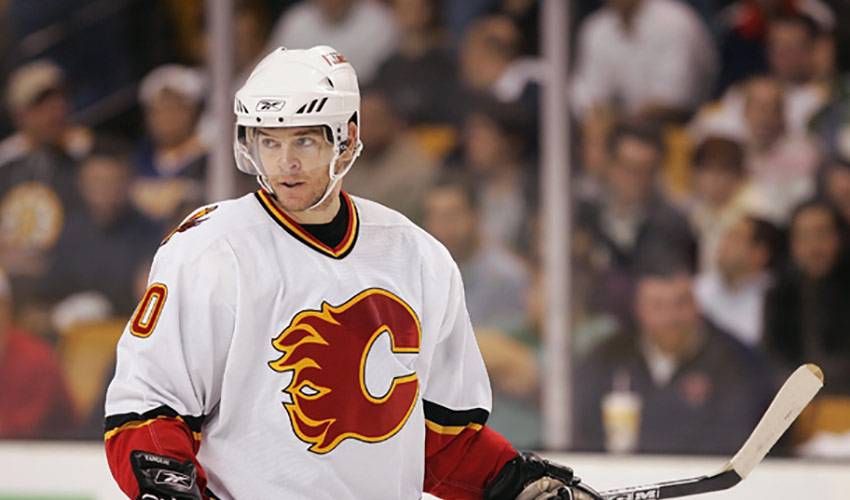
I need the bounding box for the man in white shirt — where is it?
[571,0,717,122]
[695,215,779,346]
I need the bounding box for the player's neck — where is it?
[278,192,342,225]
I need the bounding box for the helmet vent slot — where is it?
[315,97,328,112]
[295,97,329,115]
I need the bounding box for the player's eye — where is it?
[294,136,316,148]
[260,137,281,149]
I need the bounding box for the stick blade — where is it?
[727,363,824,478]
[597,364,823,500]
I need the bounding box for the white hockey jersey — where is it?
[105,190,494,499]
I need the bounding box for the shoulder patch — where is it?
[161,205,218,246]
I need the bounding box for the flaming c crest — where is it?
[269,288,421,454]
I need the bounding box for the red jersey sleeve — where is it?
[104,406,208,499]
[423,400,518,499]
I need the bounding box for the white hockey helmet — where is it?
[233,46,363,208]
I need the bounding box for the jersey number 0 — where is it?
[130,283,168,338]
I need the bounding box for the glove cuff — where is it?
[131,450,203,500]
[483,452,575,500]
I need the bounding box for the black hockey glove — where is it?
[484,452,603,500]
[130,450,203,500]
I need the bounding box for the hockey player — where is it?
[103,46,601,500]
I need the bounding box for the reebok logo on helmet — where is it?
[256,99,285,111]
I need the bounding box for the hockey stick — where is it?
[595,364,824,500]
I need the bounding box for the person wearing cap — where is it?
[0,60,93,167]
[0,267,77,438]
[0,60,92,327]
[131,64,208,222]
[135,64,207,181]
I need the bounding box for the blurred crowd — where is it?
[0,0,848,459]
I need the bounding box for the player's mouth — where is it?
[279,181,305,189]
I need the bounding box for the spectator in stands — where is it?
[40,145,162,319]
[695,215,780,347]
[577,122,696,322]
[423,174,529,331]
[695,14,830,138]
[266,0,399,84]
[764,199,850,395]
[767,13,831,132]
[458,15,538,108]
[0,60,92,328]
[574,256,773,454]
[694,77,821,223]
[0,268,76,439]
[742,77,820,223]
[0,58,92,176]
[687,135,751,271]
[456,96,535,253]
[372,0,461,125]
[714,0,835,92]
[135,65,206,181]
[132,65,207,222]
[571,0,717,124]
[343,89,438,222]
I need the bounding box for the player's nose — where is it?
[274,144,301,173]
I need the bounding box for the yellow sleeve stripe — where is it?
[104,415,203,442]
[425,419,484,436]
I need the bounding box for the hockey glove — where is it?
[130,450,203,500]
[483,452,602,500]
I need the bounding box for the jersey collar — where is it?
[255,189,359,259]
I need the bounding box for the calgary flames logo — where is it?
[269,288,421,454]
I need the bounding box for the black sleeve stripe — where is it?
[104,405,206,434]
[423,399,489,427]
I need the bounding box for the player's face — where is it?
[255,126,336,212]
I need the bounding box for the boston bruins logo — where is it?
[0,182,64,251]
[269,289,421,454]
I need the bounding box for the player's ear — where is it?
[347,121,357,147]
[339,121,358,157]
